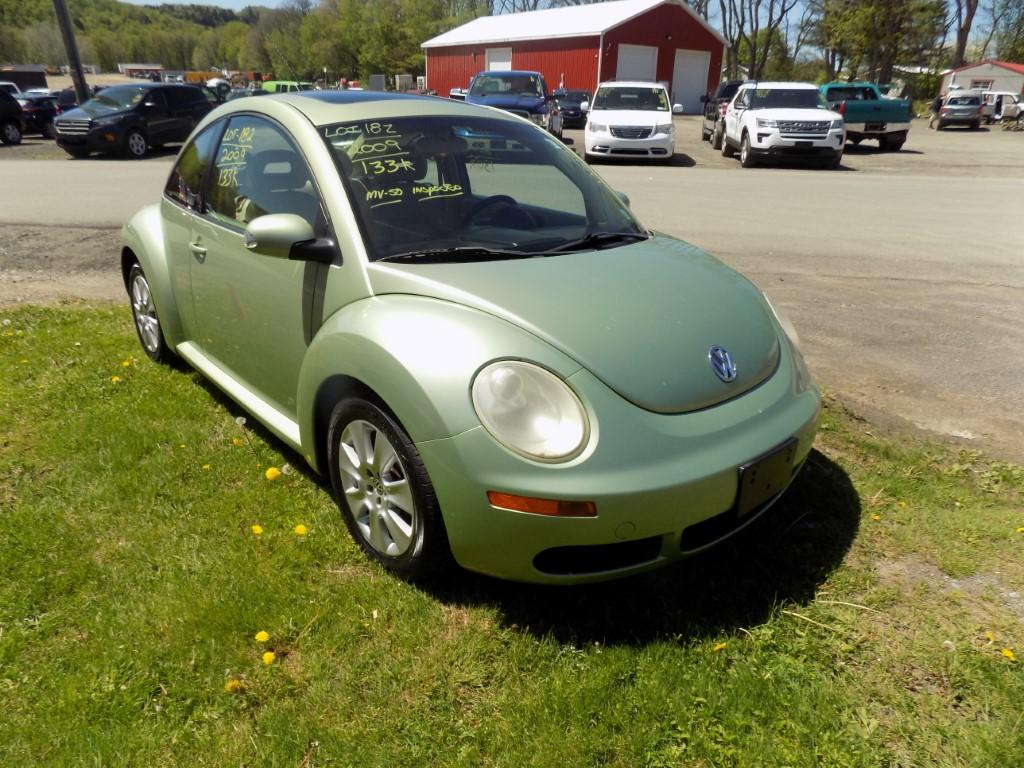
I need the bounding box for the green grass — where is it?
[2,303,1022,767]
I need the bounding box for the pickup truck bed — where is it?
[821,83,912,151]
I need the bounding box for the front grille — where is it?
[56,119,91,136]
[610,125,652,139]
[778,120,829,138]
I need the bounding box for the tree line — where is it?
[0,0,1022,86]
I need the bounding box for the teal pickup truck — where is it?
[820,82,913,151]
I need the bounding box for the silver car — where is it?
[931,93,982,130]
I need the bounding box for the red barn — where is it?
[422,0,725,113]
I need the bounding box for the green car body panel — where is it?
[122,90,820,584]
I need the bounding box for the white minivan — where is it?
[584,81,683,163]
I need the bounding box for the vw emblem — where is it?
[708,346,737,383]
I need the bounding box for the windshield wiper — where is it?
[377,246,532,264]
[550,231,648,253]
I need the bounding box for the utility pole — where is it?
[52,0,90,103]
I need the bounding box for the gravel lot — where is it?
[1,114,1022,461]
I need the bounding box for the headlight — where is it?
[530,114,546,126]
[830,119,844,129]
[655,123,673,134]
[588,122,607,133]
[93,116,120,127]
[756,118,778,128]
[471,361,589,462]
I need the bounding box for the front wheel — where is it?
[711,124,723,150]
[739,134,756,167]
[327,398,451,581]
[1,119,22,145]
[123,129,148,159]
[127,262,176,363]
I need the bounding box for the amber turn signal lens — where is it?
[487,491,596,517]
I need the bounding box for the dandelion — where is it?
[1002,649,1017,662]
[1017,527,1024,533]
[111,375,122,383]
[713,642,727,652]
[251,524,263,536]
[179,444,186,449]
[262,651,276,666]
[985,630,996,643]
[871,514,881,521]
[224,678,244,693]
[19,358,28,364]
[265,467,281,481]
[235,416,247,426]
[898,501,907,509]
[202,464,211,470]
[121,359,132,367]
[232,437,243,446]
[293,524,308,536]
[254,630,270,643]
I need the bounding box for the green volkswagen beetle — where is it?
[122,91,819,584]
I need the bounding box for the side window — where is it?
[147,89,167,109]
[206,115,321,231]
[164,122,221,209]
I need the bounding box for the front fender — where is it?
[296,294,582,471]
[121,203,185,349]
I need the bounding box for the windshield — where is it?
[320,115,645,261]
[946,96,979,106]
[86,85,148,111]
[469,75,543,98]
[591,86,669,111]
[746,88,827,109]
[556,91,590,106]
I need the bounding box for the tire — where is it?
[123,129,148,159]
[42,122,57,140]
[721,133,735,158]
[823,151,843,170]
[935,121,945,131]
[882,132,906,151]
[127,262,177,364]
[739,133,756,167]
[971,120,980,130]
[327,398,451,581]
[1,119,22,145]
[711,124,723,150]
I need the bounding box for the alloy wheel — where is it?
[130,272,161,354]
[127,131,147,157]
[337,419,417,557]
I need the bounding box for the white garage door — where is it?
[671,49,711,114]
[616,44,658,82]
[485,47,512,71]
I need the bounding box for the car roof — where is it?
[210,89,526,128]
[738,81,819,90]
[597,80,668,89]
[473,70,543,77]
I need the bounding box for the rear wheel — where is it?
[711,123,724,150]
[1,119,21,145]
[882,132,906,151]
[327,398,451,581]
[127,262,177,364]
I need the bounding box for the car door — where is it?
[143,88,175,144]
[161,121,224,339]
[163,86,198,140]
[190,113,330,417]
[724,89,746,143]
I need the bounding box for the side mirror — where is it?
[143,101,157,108]
[672,104,684,115]
[615,190,630,208]
[580,100,589,112]
[244,213,337,263]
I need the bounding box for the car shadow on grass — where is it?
[424,449,860,646]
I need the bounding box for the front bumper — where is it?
[747,127,845,158]
[55,124,127,153]
[585,129,674,159]
[417,343,820,584]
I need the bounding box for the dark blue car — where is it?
[465,71,563,139]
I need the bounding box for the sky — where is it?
[119,0,284,10]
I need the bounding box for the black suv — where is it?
[0,90,24,145]
[553,89,591,128]
[700,79,748,150]
[54,83,213,158]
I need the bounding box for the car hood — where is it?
[366,236,780,413]
[747,107,841,121]
[588,109,669,126]
[57,104,129,121]
[466,93,545,112]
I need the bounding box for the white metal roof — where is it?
[422,0,725,49]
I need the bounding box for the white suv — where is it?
[584,81,682,163]
[721,82,845,169]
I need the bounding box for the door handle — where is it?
[189,241,207,263]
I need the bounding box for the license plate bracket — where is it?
[736,438,798,517]
[865,122,885,131]
[795,140,813,148]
